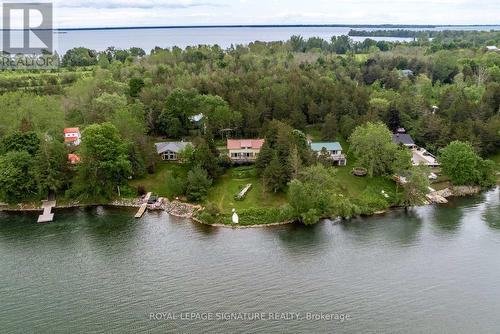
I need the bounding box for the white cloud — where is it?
[47,0,500,28]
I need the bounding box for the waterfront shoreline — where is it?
[0,186,492,228]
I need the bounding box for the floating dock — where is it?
[37,200,56,223]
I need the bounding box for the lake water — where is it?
[53,26,500,54]
[0,187,499,333]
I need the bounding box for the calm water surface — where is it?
[0,187,499,333]
[53,26,500,54]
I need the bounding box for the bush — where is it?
[197,202,222,225]
[439,141,496,187]
[137,185,147,196]
[165,173,186,199]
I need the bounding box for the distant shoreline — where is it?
[3,24,500,32]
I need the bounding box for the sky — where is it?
[35,0,500,28]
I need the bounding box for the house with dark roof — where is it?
[227,139,265,163]
[401,69,414,77]
[155,142,193,161]
[392,133,416,149]
[392,132,440,167]
[310,142,347,166]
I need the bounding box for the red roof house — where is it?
[227,139,265,162]
[64,128,81,145]
[68,153,81,165]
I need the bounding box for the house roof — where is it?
[311,142,343,152]
[68,154,81,164]
[392,133,415,146]
[227,139,265,150]
[64,127,80,134]
[155,142,192,154]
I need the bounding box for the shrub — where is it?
[197,202,222,225]
[137,185,147,196]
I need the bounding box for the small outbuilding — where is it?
[68,153,81,165]
[392,133,416,149]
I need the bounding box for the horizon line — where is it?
[49,23,500,32]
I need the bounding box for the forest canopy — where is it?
[0,30,498,204]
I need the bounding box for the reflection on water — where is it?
[431,204,464,231]
[0,187,498,333]
[275,222,328,249]
[482,188,500,230]
[340,209,423,246]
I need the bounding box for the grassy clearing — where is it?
[306,130,398,205]
[489,153,500,183]
[207,166,286,214]
[491,153,500,169]
[130,163,187,197]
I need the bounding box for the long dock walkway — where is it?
[134,192,152,218]
[37,200,56,223]
[135,204,148,218]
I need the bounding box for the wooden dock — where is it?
[135,204,148,218]
[134,193,152,218]
[37,200,56,223]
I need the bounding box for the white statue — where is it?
[232,209,239,224]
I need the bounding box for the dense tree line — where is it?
[0,30,498,204]
[348,29,500,50]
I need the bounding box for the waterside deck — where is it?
[37,200,56,223]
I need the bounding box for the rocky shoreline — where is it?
[427,186,482,204]
[0,185,492,228]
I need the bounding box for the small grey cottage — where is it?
[155,142,192,161]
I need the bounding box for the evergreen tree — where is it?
[263,153,288,193]
[186,166,212,202]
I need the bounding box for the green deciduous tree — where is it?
[402,166,431,208]
[129,78,145,98]
[439,141,496,187]
[35,140,71,197]
[0,131,40,156]
[0,151,38,203]
[349,122,398,177]
[158,88,199,138]
[73,123,132,200]
[287,164,338,225]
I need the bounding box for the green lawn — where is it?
[490,153,500,183]
[130,162,187,197]
[130,163,286,212]
[207,166,286,214]
[306,131,398,203]
[336,138,396,200]
[491,153,500,169]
